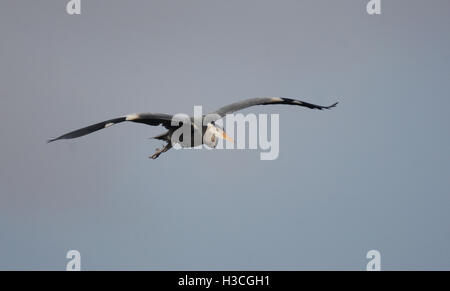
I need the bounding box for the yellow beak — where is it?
[221,131,234,143]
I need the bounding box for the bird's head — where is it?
[203,122,234,148]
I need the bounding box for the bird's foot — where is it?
[148,143,172,160]
[149,153,160,159]
[149,148,163,159]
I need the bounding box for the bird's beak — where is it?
[221,131,234,143]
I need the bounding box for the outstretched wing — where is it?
[209,97,338,120]
[47,113,174,143]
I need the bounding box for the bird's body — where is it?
[48,97,338,159]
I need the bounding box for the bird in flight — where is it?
[48,97,338,159]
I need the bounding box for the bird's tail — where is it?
[149,131,170,141]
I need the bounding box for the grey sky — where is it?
[0,0,449,270]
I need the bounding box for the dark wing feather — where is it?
[210,97,338,120]
[48,113,174,143]
[126,113,174,128]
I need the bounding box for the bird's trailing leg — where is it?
[149,142,172,159]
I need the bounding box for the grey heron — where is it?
[48,97,338,159]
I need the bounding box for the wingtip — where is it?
[327,101,339,109]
